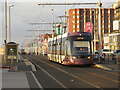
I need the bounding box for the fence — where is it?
[94,54,120,64]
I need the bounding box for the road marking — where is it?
[29,56,101,89]
[28,60,37,71]
[23,58,36,71]
[30,71,43,89]
[30,60,66,89]
[91,64,112,71]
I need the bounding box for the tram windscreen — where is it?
[72,41,91,56]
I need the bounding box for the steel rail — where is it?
[25,56,67,89]
[26,55,102,89]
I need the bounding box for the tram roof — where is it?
[48,32,91,42]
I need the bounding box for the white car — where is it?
[102,49,113,54]
[94,51,99,59]
[94,50,106,59]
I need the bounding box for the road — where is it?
[22,55,119,89]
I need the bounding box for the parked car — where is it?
[114,50,120,64]
[114,50,120,54]
[102,49,114,54]
[93,51,105,59]
[93,51,99,59]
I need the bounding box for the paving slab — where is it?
[2,69,30,88]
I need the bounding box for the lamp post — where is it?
[4,0,7,44]
[8,5,14,42]
[98,0,102,63]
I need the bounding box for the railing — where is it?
[93,54,120,64]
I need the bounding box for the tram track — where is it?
[24,55,107,89]
[23,57,101,89]
[34,55,119,77]
[34,55,119,76]
[28,55,119,82]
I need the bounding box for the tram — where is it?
[48,32,93,65]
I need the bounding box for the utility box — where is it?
[4,42,19,63]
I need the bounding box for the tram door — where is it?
[5,42,19,64]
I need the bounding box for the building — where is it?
[103,0,120,50]
[68,8,116,50]
[0,47,5,55]
[0,47,5,63]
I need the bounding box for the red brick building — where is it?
[68,8,116,50]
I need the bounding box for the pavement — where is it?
[1,55,40,89]
[0,55,120,89]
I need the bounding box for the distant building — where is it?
[68,8,116,50]
[103,0,120,50]
[0,47,5,62]
[0,47,5,55]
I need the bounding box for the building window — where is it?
[77,20,79,23]
[73,11,75,14]
[77,16,79,19]
[72,21,75,23]
[73,25,75,28]
[77,11,79,14]
[102,25,104,28]
[102,20,104,23]
[77,25,79,28]
[108,25,110,28]
[73,16,75,19]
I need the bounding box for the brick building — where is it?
[68,8,116,50]
[103,0,120,50]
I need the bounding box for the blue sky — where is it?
[0,0,116,47]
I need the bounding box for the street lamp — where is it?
[4,0,7,44]
[8,4,14,42]
[98,0,102,63]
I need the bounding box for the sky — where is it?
[0,0,116,47]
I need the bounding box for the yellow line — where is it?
[91,64,112,71]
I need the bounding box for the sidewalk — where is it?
[2,70,30,88]
[93,57,120,71]
[1,55,39,89]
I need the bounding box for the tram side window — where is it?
[64,42,67,55]
[66,41,71,56]
[56,44,60,55]
[61,43,65,55]
[57,44,60,55]
[48,45,52,54]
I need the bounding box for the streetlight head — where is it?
[9,5,14,7]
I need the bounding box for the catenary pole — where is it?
[98,0,102,63]
[4,0,7,44]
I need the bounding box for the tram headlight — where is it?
[87,56,91,59]
[72,57,77,59]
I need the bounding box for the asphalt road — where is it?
[22,55,119,89]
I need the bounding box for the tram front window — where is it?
[72,41,91,56]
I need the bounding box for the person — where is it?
[111,53,116,64]
[102,53,106,63]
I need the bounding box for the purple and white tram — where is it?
[48,32,93,65]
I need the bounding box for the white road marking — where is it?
[30,71,43,89]
[30,56,101,89]
[30,60,66,88]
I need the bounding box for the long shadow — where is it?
[48,60,95,68]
